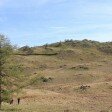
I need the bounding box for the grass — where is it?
[2,41,112,112]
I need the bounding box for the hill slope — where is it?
[3,39,112,112]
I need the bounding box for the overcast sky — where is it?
[0,0,112,46]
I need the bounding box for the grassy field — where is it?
[1,40,112,112]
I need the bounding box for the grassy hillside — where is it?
[2,39,112,112]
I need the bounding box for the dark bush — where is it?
[40,76,48,82]
[40,76,53,82]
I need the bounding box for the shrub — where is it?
[40,76,49,82]
[19,46,33,55]
[98,45,112,54]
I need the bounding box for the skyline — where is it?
[0,0,112,46]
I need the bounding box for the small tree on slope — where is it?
[0,35,23,109]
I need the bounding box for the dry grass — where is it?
[2,46,112,112]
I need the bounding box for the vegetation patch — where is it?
[70,65,89,70]
[30,76,53,85]
[98,44,112,54]
[57,50,76,59]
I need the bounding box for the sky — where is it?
[0,0,112,46]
